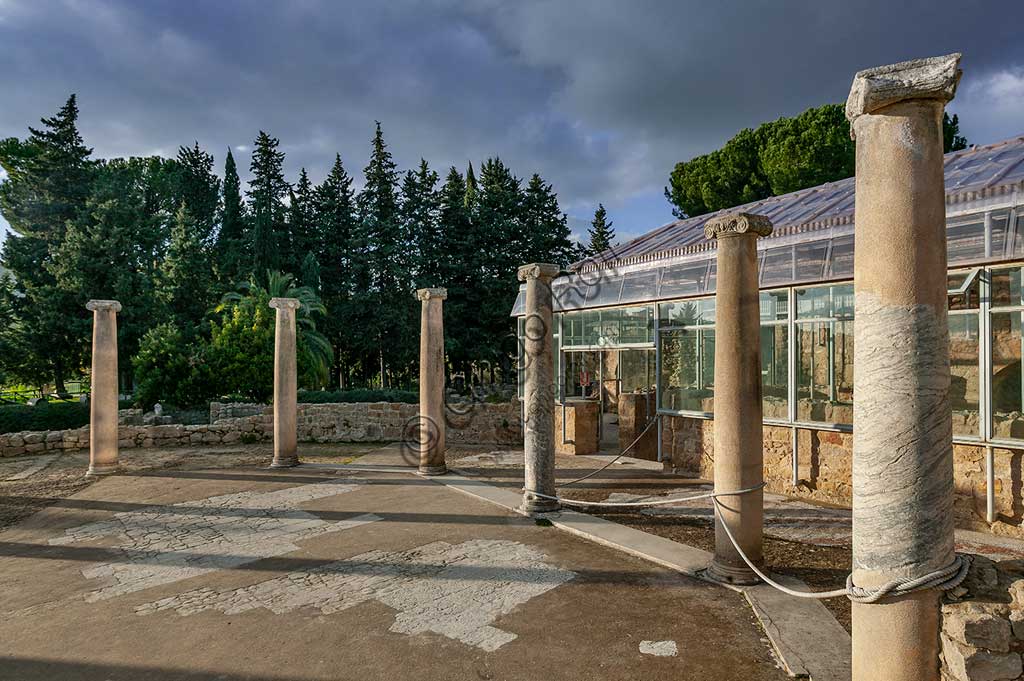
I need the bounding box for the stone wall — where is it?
[208,402,267,421]
[661,414,1024,540]
[941,555,1024,680]
[0,400,522,457]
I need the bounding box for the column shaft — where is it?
[417,288,447,475]
[270,298,299,468]
[519,263,560,513]
[87,300,121,476]
[847,54,961,681]
[705,214,771,584]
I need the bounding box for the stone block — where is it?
[24,443,45,453]
[942,634,1022,681]
[944,604,1013,652]
[22,433,44,444]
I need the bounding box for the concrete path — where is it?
[0,456,786,681]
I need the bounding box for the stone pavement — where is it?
[0,452,787,681]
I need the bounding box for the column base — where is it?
[417,464,448,476]
[270,457,300,469]
[520,494,560,515]
[706,559,761,586]
[86,462,120,477]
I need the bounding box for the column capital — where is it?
[517,263,560,282]
[846,53,961,134]
[269,297,301,311]
[415,287,448,301]
[704,212,773,241]
[86,299,122,312]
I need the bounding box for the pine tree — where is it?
[464,161,478,211]
[314,154,358,387]
[216,149,247,284]
[523,173,575,265]
[288,168,315,270]
[246,131,289,277]
[356,122,413,385]
[0,95,96,392]
[300,251,321,292]
[401,159,441,289]
[159,203,214,336]
[437,167,480,378]
[173,142,220,242]
[944,113,968,153]
[587,203,615,256]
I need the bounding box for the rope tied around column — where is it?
[528,481,972,602]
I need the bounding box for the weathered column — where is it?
[518,263,561,513]
[269,297,300,468]
[86,300,122,476]
[846,54,961,681]
[416,288,448,475]
[705,213,772,584]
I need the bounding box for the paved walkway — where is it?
[0,452,787,681]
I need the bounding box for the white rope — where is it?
[526,482,972,602]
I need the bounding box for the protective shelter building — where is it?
[511,135,1024,536]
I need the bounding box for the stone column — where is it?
[416,288,448,475]
[518,263,561,514]
[86,300,122,476]
[704,213,772,585]
[846,54,962,681]
[269,297,301,468]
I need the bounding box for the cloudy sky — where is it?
[1,0,1023,245]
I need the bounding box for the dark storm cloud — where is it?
[1,0,1023,240]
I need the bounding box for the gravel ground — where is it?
[0,443,379,533]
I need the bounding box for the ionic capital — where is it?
[517,263,560,282]
[846,53,961,136]
[269,297,301,311]
[86,300,122,313]
[704,212,773,241]
[416,287,448,301]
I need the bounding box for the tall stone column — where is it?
[269,298,300,468]
[416,288,448,475]
[518,263,561,514]
[846,54,961,681]
[86,300,122,476]
[704,213,772,584]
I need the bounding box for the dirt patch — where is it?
[0,443,378,533]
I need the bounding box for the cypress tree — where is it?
[437,167,479,378]
[289,168,315,269]
[587,203,616,256]
[246,131,289,277]
[401,159,440,289]
[216,149,247,284]
[159,203,214,336]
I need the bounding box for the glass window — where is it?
[620,349,656,394]
[760,290,788,322]
[659,298,715,327]
[947,217,986,264]
[949,313,980,437]
[827,235,854,279]
[585,274,624,307]
[620,270,659,305]
[948,270,981,310]
[990,311,1023,440]
[658,327,715,413]
[552,275,588,311]
[659,261,710,299]
[760,247,793,287]
[563,351,601,400]
[619,306,653,344]
[988,213,1013,258]
[794,284,853,425]
[795,240,830,283]
[991,265,1024,308]
[761,325,789,420]
[560,306,653,348]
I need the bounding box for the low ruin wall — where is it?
[0,400,522,457]
[662,414,1024,541]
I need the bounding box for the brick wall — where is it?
[0,400,522,457]
[661,414,1024,540]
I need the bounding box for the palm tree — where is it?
[218,270,334,388]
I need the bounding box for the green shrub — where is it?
[0,402,90,434]
[297,389,418,404]
[132,323,213,410]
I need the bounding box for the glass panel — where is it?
[947,216,986,264]
[620,349,656,394]
[618,306,653,344]
[761,325,788,419]
[795,319,853,425]
[563,351,601,400]
[619,270,659,305]
[511,289,525,316]
[827,235,854,279]
[794,240,830,282]
[705,259,717,295]
[949,313,980,437]
[658,328,715,413]
[658,261,709,298]
[991,311,1024,439]
[795,284,854,320]
[989,213,1012,258]
[659,298,715,327]
[760,247,793,287]
[947,270,981,310]
[991,265,1024,308]
[585,274,624,307]
[552,276,588,311]
[760,290,788,322]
